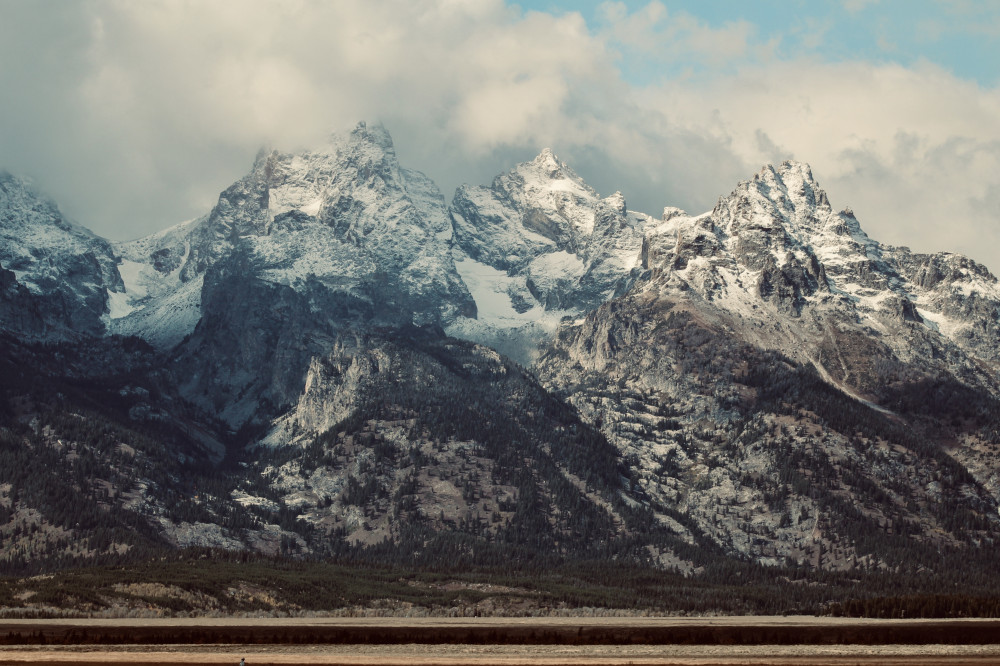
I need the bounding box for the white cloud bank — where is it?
[648,59,1000,264]
[0,0,997,271]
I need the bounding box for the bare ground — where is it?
[2,643,1000,665]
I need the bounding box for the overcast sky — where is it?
[1,0,999,271]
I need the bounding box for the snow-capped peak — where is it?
[603,191,626,214]
[345,120,394,150]
[530,147,566,177]
[449,150,654,362]
[109,122,475,350]
[640,158,1000,380]
[512,148,597,202]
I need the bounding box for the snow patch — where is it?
[529,250,586,279]
[106,289,134,320]
[454,255,538,326]
[449,254,580,366]
[300,198,323,217]
[916,307,964,339]
[116,259,149,299]
[108,274,203,349]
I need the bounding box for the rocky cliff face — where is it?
[240,327,646,559]
[0,264,46,337]
[0,172,123,339]
[170,253,379,427]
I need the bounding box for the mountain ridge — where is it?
[1,123,999,597]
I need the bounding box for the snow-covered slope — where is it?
[112,122,475,350]
[110,217,202,349]
[0,171,122,338]
[448,150,651,363]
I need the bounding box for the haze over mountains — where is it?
[1,122,999,596]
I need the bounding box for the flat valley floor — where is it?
[4,644,1000,665]
[1,617,999,665]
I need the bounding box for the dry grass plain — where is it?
[1,618,999,665]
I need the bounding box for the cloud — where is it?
[647,59,1000,265]
[596,1,756,73]
[843,0,880,14]
[0,0,739,239]
[3,0,642,238]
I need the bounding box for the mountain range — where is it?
[2,122,999,612]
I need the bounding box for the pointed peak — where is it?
[252,145,276,166]
[349,120,393,149]
[531,147,562,171]
[745,159,830,210]
[520,148,591,189]
[0,171,68,224]
[753,160,817,185]
[319,121,395,154]
[0,170,36,194]
[600,191,627,215]
[777,160,816,183]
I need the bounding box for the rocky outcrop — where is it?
[891,250,1000,364]
[0,172,123,339]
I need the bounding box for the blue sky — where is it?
[0,0,998,269]
[521,0,1000,86]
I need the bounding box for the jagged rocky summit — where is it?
[1,123,999,581]
[0,171,122,339]
[538,160,1000,568]
[104,123,476,426]
[111,121,474,350]
[447,148,651,364]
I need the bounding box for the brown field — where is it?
[1,618,999,665]
[2,645,1000,665]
